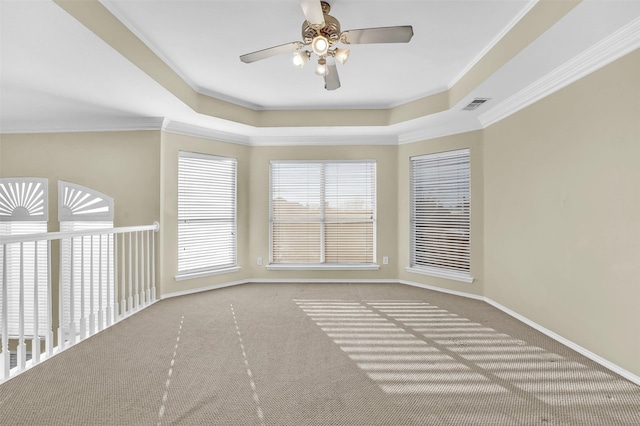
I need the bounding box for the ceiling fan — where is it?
[239,0,414,91]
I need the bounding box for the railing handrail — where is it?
[2,220,159,383]
[0,222,159,245]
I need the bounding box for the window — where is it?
[0,178,49,338]
[270,160,376,268]
[58,181,115,338]
[178,151,237,278]
[409,149,472,282]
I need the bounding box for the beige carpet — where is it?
[0,283,639,425]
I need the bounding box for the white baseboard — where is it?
[160,279,250,299]
[398,279,485,301]
[399,278,640,386]
[484,297,640,387]
[158,277,640,386]
[251,278,397,284]
[161,279,396,300]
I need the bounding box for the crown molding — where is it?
[195,86,265,110]
[100,1,201,96]
[385,86,449,110]
[479,16,640,128]
[249,133,398,147]
[162,119,251,145]
[0,117,164,134]
[397,116,483,144]
[447,0,538,90]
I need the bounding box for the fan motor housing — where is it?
[302,13,341,46]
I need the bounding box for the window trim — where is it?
[266,263,379,271]
[269,160,377,268]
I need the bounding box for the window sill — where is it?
[267,263,380,271]
[175,266,240,281]
[405,266,474,283]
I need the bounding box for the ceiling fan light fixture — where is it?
[315,57,329,76]
[311,35,330,56]
[292,50,311,68]
[333,48,350,65]
[239,1,415,91]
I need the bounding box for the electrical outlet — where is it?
[257,257,262,266]
[382,256,389,265]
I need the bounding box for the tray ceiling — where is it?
[1,0,639,141]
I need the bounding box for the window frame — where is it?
[176,151,239,280]
[268,160,378,271]
[407,149,473,283]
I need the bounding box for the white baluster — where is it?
[106,233,112,327]
[46,240,53,357]
[134,232,139,310]
[58,240,65,351]
[139,232,144,306]
[128,233,133,314]
[33,241,40,364]
[89,236,95,336]
[121,233,126,317]
[98,234,103,332]
[80,237,86,341]
[145,231,151,304]
[151,229,156,302]
[139,232,145,307]
[1,244,10,379]
[120,234,127,318]
[18,243,26,370]
[113,234,118,322]
[69,238,76,346]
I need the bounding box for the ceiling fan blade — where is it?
[324,63,340,91]
[342,26,414,44]
[240,42,302,63]
[300,0,325,28]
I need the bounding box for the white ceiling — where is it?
[102,0,532,110]
[1,0,639,141]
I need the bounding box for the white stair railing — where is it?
[0,222,159,384]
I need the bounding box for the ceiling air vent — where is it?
[462,98,490,111]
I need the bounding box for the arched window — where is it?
[0,178,49,338]
[58,181,114,338]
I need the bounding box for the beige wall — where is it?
[248,145,398,281]
[0,130,161,230]
[159,131,252,296]
[484,50,640,377]
[397,130,485,296]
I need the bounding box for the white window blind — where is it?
[178,151,237,274]
[60,221,114,338]
[0,222,48,338]
[410,149,470,276]
[0,177,49,338]
[270,160,376,265]
[58,181,115,338]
